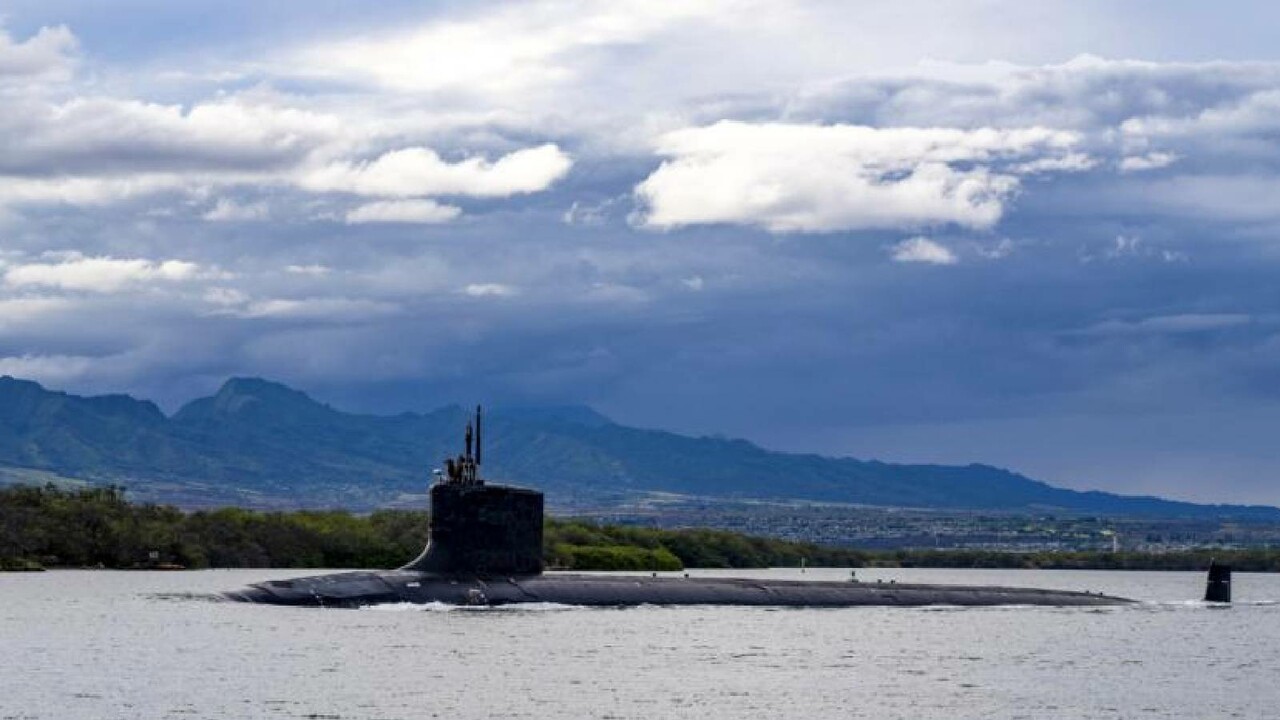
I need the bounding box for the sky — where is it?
[2,1,1280,505]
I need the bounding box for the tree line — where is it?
[0,484,864,571]
[3,484,1278,572]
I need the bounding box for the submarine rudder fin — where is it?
[1204,559,1231,603]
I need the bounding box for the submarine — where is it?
[225,407,1133,608]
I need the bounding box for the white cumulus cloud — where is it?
[345,199,462,224]
[463,283,517,297]
[290,1,736,97]
[0,88,569,221]
[0,95,342,177]
[0,25,77,80]
[3,254,202,292]
[890,237,958,265]
[0,173,190,207]
[1119,152,1178,173]
[634,121,1080,233]
[305,144,572,199]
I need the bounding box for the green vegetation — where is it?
[544,519,863,570]
[0,484,430,570]
[0,484,860,571]
[4,485,1279,572]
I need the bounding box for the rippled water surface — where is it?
[3,568,1278,719]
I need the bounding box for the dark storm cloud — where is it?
[3,3,1280,504]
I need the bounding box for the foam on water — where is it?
[362,600,586,612]
[1139,598,1278,609]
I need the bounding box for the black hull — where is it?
[224,570,1130,608]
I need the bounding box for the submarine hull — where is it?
[224,570,1130,608]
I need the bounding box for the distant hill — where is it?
[0,375,1276,519]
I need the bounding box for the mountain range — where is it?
[0,375,1276,519]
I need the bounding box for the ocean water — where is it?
[3,567,1278,719]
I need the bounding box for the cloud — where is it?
[634,121,1081,232]
[975,238,1016,259]
[203,287,249,306]
[0,297,75,326]
[203,198,268,221]
[285,264,331,276]
[0,96,342,178]
[0,25,77,80]
[563,198,619,226]
[9,17,1278,235]
[305,144,572,199]
[0,354,94,383]
[463,283,517,297]
[345,199,462,224]
[290,1,735,97]
[0,93,336,212]
[1080,235,1188,264]
[0,87,568,217]
[9,4,1280,505]
[890,237,958,265]
[237,297,401,321]
[787,57,1280,197]
[794,56,1280,135]
[1112,175,1280,224]
[1074,314,1254,337]
[0,173,189,207]
[1120,152,1178,173]
[1119,86,1280,159]
[3,254,202,292]
[1010,153,1096,174]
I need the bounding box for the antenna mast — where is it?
[440,406,486,486]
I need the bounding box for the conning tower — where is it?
[400,406,544,576]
